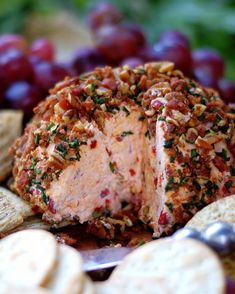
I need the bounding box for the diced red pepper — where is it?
[48,198,56,214]
[158,211,168,225]
[129,169,136,176]
[151,98,163,110]
[59,98,72,110]
[152,146,156,155]
[100,188,109,198]
[90,140,97,149]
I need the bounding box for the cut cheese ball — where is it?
[0,230,58,287]
[46,244,84,294]
[110,238,225,294]
[10,62,235,236]
[0,110,23,181]
[186,195,235,230]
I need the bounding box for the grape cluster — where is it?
[174,221,235,254]
[0,2,235,119]
[0,35,72,119]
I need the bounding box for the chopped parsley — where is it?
[170,156,175,163]
[109,162,116,173]
[165,202,173,213]
[91,83,95,93]
[41,172,48,180]
[164,139,174,148]
[30,157,38,170]
[121,131,134,137]
[192,179,201,191]
[37,185,49,205]
[230,167,235,176]
[35,133,40,145]
[122,106,130,116]
[216,149,230,161]
[225,180,232,191]
[46,122,55,131]
[92,95,106,105]
[158,116,166,121]
[56,143,68,157]
[165,176,174,192]
[190,149,198,159]
[69,138,79,148]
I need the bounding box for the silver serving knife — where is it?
[80,247,133,272]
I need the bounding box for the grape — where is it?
[30,38,54,62]
[193,67,218,89]
[71,47,105,75]
[226,277,235,294]
[95,25,139,64]
[218,79,235,103]
[192,48,224,79]
[4,81,42,118]
[0,34,28,54]
[137,45,159,62]
[121,57,143,68]
[33,61,70,91]
[87,2,122,32]
[0,49,33,85]
[153,40,192,75]
[123,23,147,47]
[158,30,190,49]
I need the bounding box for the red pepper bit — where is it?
[90,140,97,149]
[59,98,72,110]
[32,205,40,213]
[48,198,56,214]
[129,169,136,176]
[100,188,110,198]
[158,211,168,225]
[152,146,156,155]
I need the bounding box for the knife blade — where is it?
[80,247,133,272]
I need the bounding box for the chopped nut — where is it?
[192,104,207,117]
[145,109,155,117]
[195,136,213,150]
[159,62,175,73]
[72,121,85,132]
[166,117,179,127]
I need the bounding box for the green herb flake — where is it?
[138,240,146,246]
[109,162,116,173]
[56,143,68,157]
[37,185,49,205]
[230,167,235,176]
[165,202,173,213]
[91,83,95,92]
[41,172,48,180]
[122,106,130,116]
[164,139,174,148]
[225,180,232,191]
[121,131,134,137]
[216,149,230,161]
[92,210,102,219]
[35,133,40,145]
[92,95,106,105]
[46,122,55,131]
[190,149,198,159]
[158,116,166,121]
[165,176,174,192]
[69,138,79,148]
[30,157,38,170]
[170,156,175,163]
[192,179,201,191]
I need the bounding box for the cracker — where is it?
[46,244,84,294]
[0,110,23,181]
[0,187,34,234]
[0,230,58,287]
[186,195,235,230]
[82,276,95,294]
[0,283,50,294]
[111,238,225,294]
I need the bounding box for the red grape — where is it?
[87,2,122,32]
[0,49,33,85]
[137,45,159,62]
[153,40,192,75]
[121,57,143,68]
[33,61,70,91]
[30,38,55,62]
[0,34,28,54]
[95,25,140,65]
[4,81,42,118]
[225,277,235,294]
[192,48,224,79]
[123,23,147,47]
[218,79,235,103]
[71,47,105,75]
[158,30,190,49]
[193,67,218,89]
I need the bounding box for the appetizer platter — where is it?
[0,2,235,294]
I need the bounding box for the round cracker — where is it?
[82,276,95,294]
[0,229,58,287]
[46,244,84,294]
[186,195,235,230]
[111,238,225,294]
